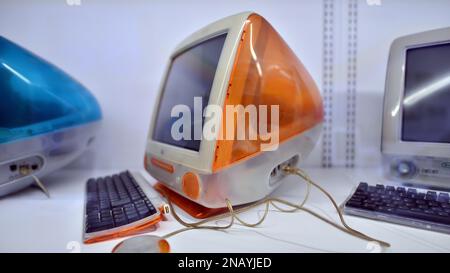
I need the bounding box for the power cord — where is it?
[161,166,390,248]
[281,166,390,248]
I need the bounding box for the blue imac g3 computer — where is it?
[0,36,102,197]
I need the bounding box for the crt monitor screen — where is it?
[152,33,227,151]
[401,43,450,144]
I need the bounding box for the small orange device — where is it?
[144,12,323,218]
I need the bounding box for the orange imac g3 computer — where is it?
[144,12,324,218]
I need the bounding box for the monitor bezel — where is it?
[151,32,228,153]
[382,27,450,158]
[145,12,252,173]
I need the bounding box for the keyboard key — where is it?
[125,206,137,214]
[100,201,110,209]
[134,199,146,206]
[130,193,142,201]
[137,207,151,217]
[387,190,396,196]
[438,193,449,203]
[113,212,125,220]
[87,178,97,188]
[114,217,128,227]
[426,192,437,201]
[386,186,395,192]
[111,198,131,208]
[417,193,426,200]
[126,212,140,222]
[101,217,113,225]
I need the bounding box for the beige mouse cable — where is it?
[161,166,390,248]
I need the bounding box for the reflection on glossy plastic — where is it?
[112,235,170,253]
[0,36,102,144]
[213,14,323,171]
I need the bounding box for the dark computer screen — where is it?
[402,43,450,143]
[152,33,227,151]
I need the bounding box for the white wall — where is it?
[0,0,323,169]
[1,0,450,170]
[356,0,450,166]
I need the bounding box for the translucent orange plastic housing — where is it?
[84,213,163,244]
[212,14,324,171]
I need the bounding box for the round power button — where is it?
[182,172,201,200]
[395,161,416,179]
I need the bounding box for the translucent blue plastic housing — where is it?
[0,36,102,144]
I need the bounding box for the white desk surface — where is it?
[1,167,450,253]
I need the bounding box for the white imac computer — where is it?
[382,27,450,189]
[343,27,450,234]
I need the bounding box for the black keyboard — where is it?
[84,171,159,234]
[344,182,450,231]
